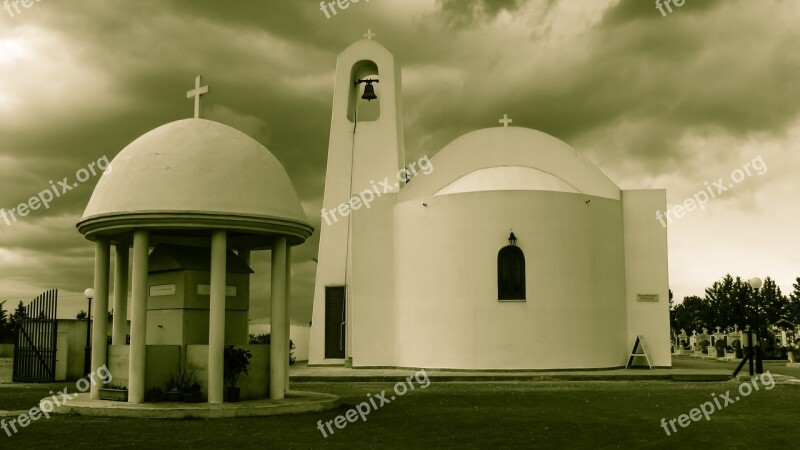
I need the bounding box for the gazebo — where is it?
[76,105,312,404]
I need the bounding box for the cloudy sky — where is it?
[1,0,798,323]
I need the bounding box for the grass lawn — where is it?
[1,380,799,449]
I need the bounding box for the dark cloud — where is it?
[437,0,529,27]
[602,0,726,25]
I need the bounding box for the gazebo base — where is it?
[41,390,338,419]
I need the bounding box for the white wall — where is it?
[389,190,629,370]
[622,190,672,367]
[253,324,311,363]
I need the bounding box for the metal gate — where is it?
[12,289,58,382]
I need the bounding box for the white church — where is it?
[308,35,671,370]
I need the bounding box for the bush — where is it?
[248,334,296,365]
[166,369,194,393]
[224,345,252,388]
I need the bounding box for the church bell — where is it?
[361,82,377,102]
[356,78,379,102]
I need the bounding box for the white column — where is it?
[112,244,129,345]
[208,231,227,403]
[284,245,291,390]
[89,237,110,400]
[270,237,287,400]
[128,230,149,404]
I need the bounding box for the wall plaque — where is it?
[197,284,237,297]
[149,284,176,297]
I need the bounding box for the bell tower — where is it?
[309,34,405,364]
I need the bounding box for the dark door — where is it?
[324,286,346,359]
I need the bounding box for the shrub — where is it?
[224,345,252,388]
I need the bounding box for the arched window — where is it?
[498,232,525,301]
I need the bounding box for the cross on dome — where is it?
[364,29,376,40]
[187,75,209,119]
[499,114,513,127]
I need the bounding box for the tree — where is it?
[704,274,752,330]
[668,289,676,330]
[7,300,27,333]
[76,310,88,320]
[757,277,788,328]
[787,277,800,326]
[672,296,710,333]
[0,300,12,343]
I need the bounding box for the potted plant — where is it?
[165,369,193,402]
[224,345,252,402]
[99,384,128,402]
[183,381,203,403]
[146,387,164,402]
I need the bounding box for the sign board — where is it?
[197,284,237,297]
[626,335,653,369]
[637,294,659,302]
[149,284,176,297]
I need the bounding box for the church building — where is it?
[308,35,671,370]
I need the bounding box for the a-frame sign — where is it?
[626,335,653,369]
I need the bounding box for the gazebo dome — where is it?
[77,118,312,247]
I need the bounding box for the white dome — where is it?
[400,127,620,201]
[78,118,312,245]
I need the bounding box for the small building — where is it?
[77,115,312,403]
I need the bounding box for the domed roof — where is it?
[77,118,312,246]
[399,127,620,201]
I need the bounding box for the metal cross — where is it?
[364,29,376,40]
[187,75,209,119]
[499,114,513,127]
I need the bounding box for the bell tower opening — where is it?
[347,60,380,122]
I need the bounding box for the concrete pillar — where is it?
[284,245,291,390]
[89,237,110,400]
[270,237,287,400]
[128,230,149,404]
[208,230,227,403]
[112,244,129,345]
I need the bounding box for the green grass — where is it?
[2,380,799,448]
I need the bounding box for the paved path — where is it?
[289,360,731,382]
[673,354,800,378]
